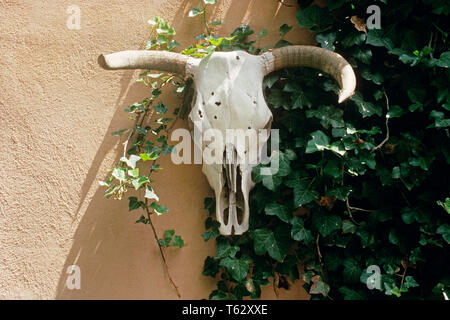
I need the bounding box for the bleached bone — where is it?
[98,45,356,235]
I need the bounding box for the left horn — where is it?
[260,45,356,103]
[98,50,190,76]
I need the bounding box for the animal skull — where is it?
[98,45,356,235]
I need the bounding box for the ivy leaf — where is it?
[144,186,159,201]
[265,201,291,223]
[437,198,450,214]
[203,256,219,277]
[324,159,342,178]
[342,220,357,234]
[306,105,344,128]
[404,276,419,289]
[312,212,342,237]
[356,229,375,248]
[350,92,382,118]
[315,32,336,51]
[252,160,285,191]
[387,105,405,118]
[252,226,291,262]
[128,168,139,178]
[158,229,175,247]
[267,88,290,109]
[128,197,143,211]
[388,228,401,246]
[407,88,426,112]
[309,279,330,297]
[326,186,351,200]
[132,176,150,190]
[112,167,127,182]
[366,29,394,50]
[279,24,293,37]
[292,180,319,207]
[154,101,168,114]
[290,216,313,243]
[341,32,366,48]
[353,48,372,64]
[219,257,250,282]
[255,29,268,39]
[263,73,280,89]
[171,235,185,248]
[120,154,141,169]
[296,5,332,29]
[305,130,330,153]
[343,258,362,283]
[436,51,450,68]
[274,39,292,48]
[150,202,169,215]
[436,224,450,243]
[135,215,148,224]
[188,7,203,17]
[215,239,240,259]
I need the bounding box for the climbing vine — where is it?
[101,0,449,300]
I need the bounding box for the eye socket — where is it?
[214,115,218,119]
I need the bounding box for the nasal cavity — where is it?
[235,168,245,225]
[215,101,221,106]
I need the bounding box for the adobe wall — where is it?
[0,0,319,299]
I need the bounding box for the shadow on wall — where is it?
[55,0,312,300]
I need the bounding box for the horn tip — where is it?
[98,54,111,70]
[338,90,355,103]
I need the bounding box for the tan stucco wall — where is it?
[0,0,318,299]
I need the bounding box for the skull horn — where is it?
[261,45,356,103]
[98,50,190,76]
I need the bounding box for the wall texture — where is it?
[0,0,317,299]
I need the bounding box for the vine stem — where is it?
[346,198,372,212]
[144,203,181,298]
[371,91,390,153]
[345,198,360,225]
[202,3,211,36]
[272,262,280,297]
[123,113,142,158]
[315,234,328,283]
[399,265,408,293]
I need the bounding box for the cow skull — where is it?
[98,45,356,235]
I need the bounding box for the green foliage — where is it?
[199,0,449,300]
[158,230,185,248]
[100,19,185,262]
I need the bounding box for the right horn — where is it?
[98,50,190,76]
[260,45,356,103]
